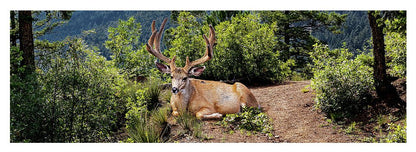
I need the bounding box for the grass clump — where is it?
[143,77,163,111]
[126,106,170,143]
[126,111,161,143]
[175,111,203,138]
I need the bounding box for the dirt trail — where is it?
[173,81,354,143]
[251,81,352,142]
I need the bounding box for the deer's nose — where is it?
[172,87,179,94]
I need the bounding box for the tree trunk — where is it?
[10,11,17,47]
[368,11,404,108]
[18,11,35,76]
[283,11,291,61]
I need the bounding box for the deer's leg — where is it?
[170,99,179,116]
[196,108,222,120]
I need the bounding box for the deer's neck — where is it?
[174,80,194,109]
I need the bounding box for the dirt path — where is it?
[172,81,354,143]
[251,81,353,142]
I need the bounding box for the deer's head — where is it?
[146,19,216,94]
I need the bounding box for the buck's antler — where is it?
[183,25,216,72]
[146,18,172,64]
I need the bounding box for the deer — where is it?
[145,18,259,120]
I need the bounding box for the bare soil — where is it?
[168,81,355,143]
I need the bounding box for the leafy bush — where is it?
[385,31,406,78]
[219,107,273,134]
[10,72,45,142]
[105,17,154,78]
[12,38,126,142]
[362,122,407,143]
[310,43,374,119]
[381,123,406,143]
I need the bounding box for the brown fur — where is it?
[171,78,259,119]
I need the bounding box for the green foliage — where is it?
[10,68,45,142]
[362,122,407,143]
[123,77,169,142]
[385,31,406,78]
[210,13,287,83]
[344,122,358,134]
[126,111,161,143]
[381,123,406,143]
[126,105,170,143]
[143,77,163,111]
[175,111,203,138]
[219,107,273,134]
[301,85,310,93]
[10,46,24,76]
[205,11,244,26]
[310,43,374,119]
[11,37,127,142]
[259,11,347,78]
[32,11,73,38]
[164,12,205,67]
[124,84,147,123]
[105,17,154,78]
[383,11,406,35]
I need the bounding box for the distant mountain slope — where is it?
[312,11,371,53]
[39,11,172,59]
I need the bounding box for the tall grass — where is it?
[143,78,162,111]
[127,111,161,143]
[175,111,203,138]
[126,105,171,143]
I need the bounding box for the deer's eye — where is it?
[182,77,188,81]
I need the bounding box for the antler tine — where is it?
[154,18,168,52]
[184,25,216,71]
[146,18,171,64]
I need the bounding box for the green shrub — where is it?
[15,38,125,142]
[381,123,406,143]
[385,31,406,78]
[310,43,374,119]
[175,111,203,138]
[219,106,273,134]
[362,122,407,143]
[105,17,154,78]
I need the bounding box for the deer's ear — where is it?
[155,62,171,74]
[189,66,205,76]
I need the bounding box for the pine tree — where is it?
[259,11,346,76]
[368,11,405,109]
[18,11,35,76]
